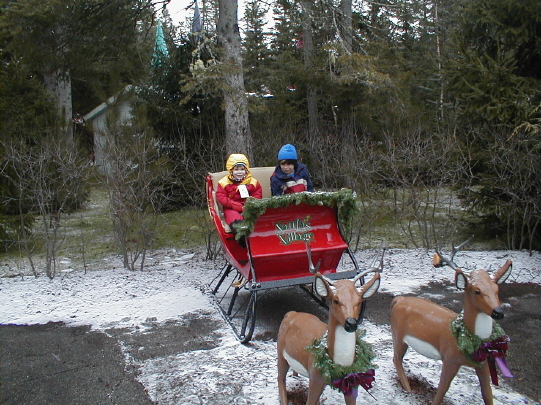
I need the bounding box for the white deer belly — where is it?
[283,350,309,378]
[404,335,441,360]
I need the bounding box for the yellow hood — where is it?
[223,153,254,185]
[225,154,250,172]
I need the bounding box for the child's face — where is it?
[280,162,295,175]
[232,165,247,180]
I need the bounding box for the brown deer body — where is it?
[390,244,513,405]
[277,270,381,405]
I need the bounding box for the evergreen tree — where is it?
[242,0,271,93]
[138,21,226,206]
[0,0,155,249]
[1,0,155,133]
[443,0,541,249]
[445,0,541,128]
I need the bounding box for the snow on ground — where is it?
[1,248,539,405]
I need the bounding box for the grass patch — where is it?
[1,184,506,277]
[349,187,478,251]
[0,185,212,276]
[152,208,212,250]
[57,186,116,260]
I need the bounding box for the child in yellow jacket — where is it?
[216,154,263,230]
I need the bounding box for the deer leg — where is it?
[277,355,290,405]
[392,339,412,391]
[432,361,460,405]
[475,362,494,405]
[343,392,357,405]
[305,377,326,405]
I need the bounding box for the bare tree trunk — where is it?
[369,1,380,38]
[43,23,73,143]
[434,1,444,121]
[340,0,353,53]
[338,0,355,156]
[217,0,253,161]
[43,68,73,142]
[300,0,319,146]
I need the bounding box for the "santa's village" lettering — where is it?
[274,216,314,245]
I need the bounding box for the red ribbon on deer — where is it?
[472,335,514,385]
[332,369,375,399]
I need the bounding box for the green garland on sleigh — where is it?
[234,189,359,240]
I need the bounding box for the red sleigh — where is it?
[206,167,369,342]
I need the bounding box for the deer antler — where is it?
[353,248,386,283]
[305,243,337,285]
[434,236,474,269]
[306,243,321,274]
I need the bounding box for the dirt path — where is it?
[2,282,538,404]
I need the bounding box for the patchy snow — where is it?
[1,248,539,405]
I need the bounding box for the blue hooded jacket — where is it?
[270,162,314,196]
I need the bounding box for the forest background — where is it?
[1,0,540,276]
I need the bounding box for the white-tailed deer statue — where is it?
[277,246,382,405]
[390,239,514,405]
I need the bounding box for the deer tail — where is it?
[390,296,403,311]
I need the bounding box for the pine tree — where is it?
[445,0,541,128]
[443,0,541,249]
[242,0,271,93]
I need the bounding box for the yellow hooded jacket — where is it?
[216,154,262,223]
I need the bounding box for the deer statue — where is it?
[277,246,382,405]
[390,238,514,405]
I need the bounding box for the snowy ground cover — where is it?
[1,248,539,405]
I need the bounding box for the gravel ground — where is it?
[1,248,539,405]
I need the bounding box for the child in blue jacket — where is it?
[270,144,314,196]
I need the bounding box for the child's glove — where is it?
[231,202,244,212]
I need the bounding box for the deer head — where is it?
[314,270,381,333]
[307,243,382,323]
[455,261,513,321]
[307,243,382,340]
[434,237,513,332]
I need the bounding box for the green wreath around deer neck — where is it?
[450,312,506,366]
[306,329,377,388]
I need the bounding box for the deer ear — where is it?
[455,270,467,290]
[494,260,512,285]
[433,253,443,267]
[360,273,380,299]
[314,275,329,297]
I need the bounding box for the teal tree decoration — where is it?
[152,21,169,68]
